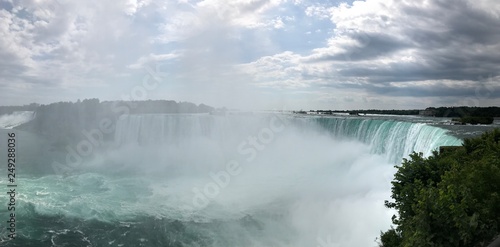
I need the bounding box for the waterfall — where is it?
[0,111,35,129]
[115,114,462,163]
[12,113,466,247]
[304,117,462,162]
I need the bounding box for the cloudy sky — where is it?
[1,0,499,110]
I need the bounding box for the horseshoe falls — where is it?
[0,114,462,247]
[300,117,461,163]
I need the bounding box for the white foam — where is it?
[0,111,35,129]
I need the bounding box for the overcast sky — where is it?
[1,0,499,110]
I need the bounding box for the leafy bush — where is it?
[380,129,500,247]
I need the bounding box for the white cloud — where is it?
[305,5,332,19]
[128,52,180,69]
[0,0,154,85]
[196,0,284,24]
[155,0,290,44]
[1,0,500,109]
[239,51,324,89]
[231,0,500,109]
[124,0,151,15]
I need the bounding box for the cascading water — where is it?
[1,113,462,247]
[114,114,462,163]
[0,111,35,129]
[299,116,462,162]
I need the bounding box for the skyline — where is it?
[1,0,500,110]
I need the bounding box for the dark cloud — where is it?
[310,32,409,62]
[365,82,500,98]
[316,0,500,99]
[321,76,500,99]
[338,56,499,84]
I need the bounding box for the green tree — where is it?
[381,129,500,247]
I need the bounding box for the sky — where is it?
[1,0,500,110]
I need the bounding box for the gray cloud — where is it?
[310,32,409,62]
[1,0,500,109]
[238,0,500,109]
[307,0,500,101]
[365,82,500,98]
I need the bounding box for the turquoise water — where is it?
[301,116,462,163]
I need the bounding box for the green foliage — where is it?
[452,116,494,125]
[379,228,402,247]
[431,106,500,118]
[311,109,421,115]
[308,106,500,118]
[381,129,500,247]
